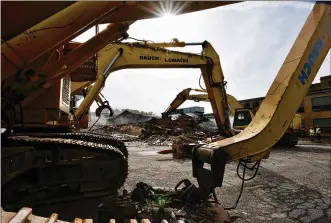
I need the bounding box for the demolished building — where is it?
[107,110,154,125]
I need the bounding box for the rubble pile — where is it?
[89,111,220,152]
[92,125,140,141]
[111,133,139,142]
[108,110,153,125]
[142,135,173,146]
[197,119,218,134]
[140,114,215,139]
[133,114,221,149]
[113,124,143,136]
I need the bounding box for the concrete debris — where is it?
[289,209,306,218]
[88,113,225,159]
[110,133,139,142]
[142,135,173,146]
[96,124,142,136]
[92,125,140,141]
[108,110,153,125]
[98,113,215,140]
[139,114,217,139]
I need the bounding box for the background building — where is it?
[238,75,331,136]
[298,75,331,136]
[173,106,205,115]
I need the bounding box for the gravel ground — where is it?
[123,141,331,223]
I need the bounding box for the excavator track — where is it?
[1,132,128,212]
[10,132,129,158]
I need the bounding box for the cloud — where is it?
[73,2,330,115]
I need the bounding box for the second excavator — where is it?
[162,87,301,146]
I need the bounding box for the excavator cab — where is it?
[233,108,254,132]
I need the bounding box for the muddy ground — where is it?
[123,141,331,223]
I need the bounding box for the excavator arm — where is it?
[2,1,240,121]
[2,22,131,112]
[83,86,114,118]
[162,88,201,117]
[71,83,114,118]
[75,41,234,136]
[2,1,239,81]
[191,3,330,193]
[162,88,241,117]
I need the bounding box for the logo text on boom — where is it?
[297,37,324,86]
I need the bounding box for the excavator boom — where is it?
[162,88,240,117]
[4,22,130,103]
[191,3,330,192]
[1,1,239,81]
[1,1,240,122]
[2,2,128,81]
[75,41,234,136]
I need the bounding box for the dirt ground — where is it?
[123,141,331,223]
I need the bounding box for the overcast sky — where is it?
[73,1,330,115]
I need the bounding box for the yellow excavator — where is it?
[2,1,241,220]
[73,40,234,137]
[1,38,235,221]
[162,88,301,146]
[2,1,236,130]
[15,37,248,221]
[1,36,240,220]
[1,2,330,223]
